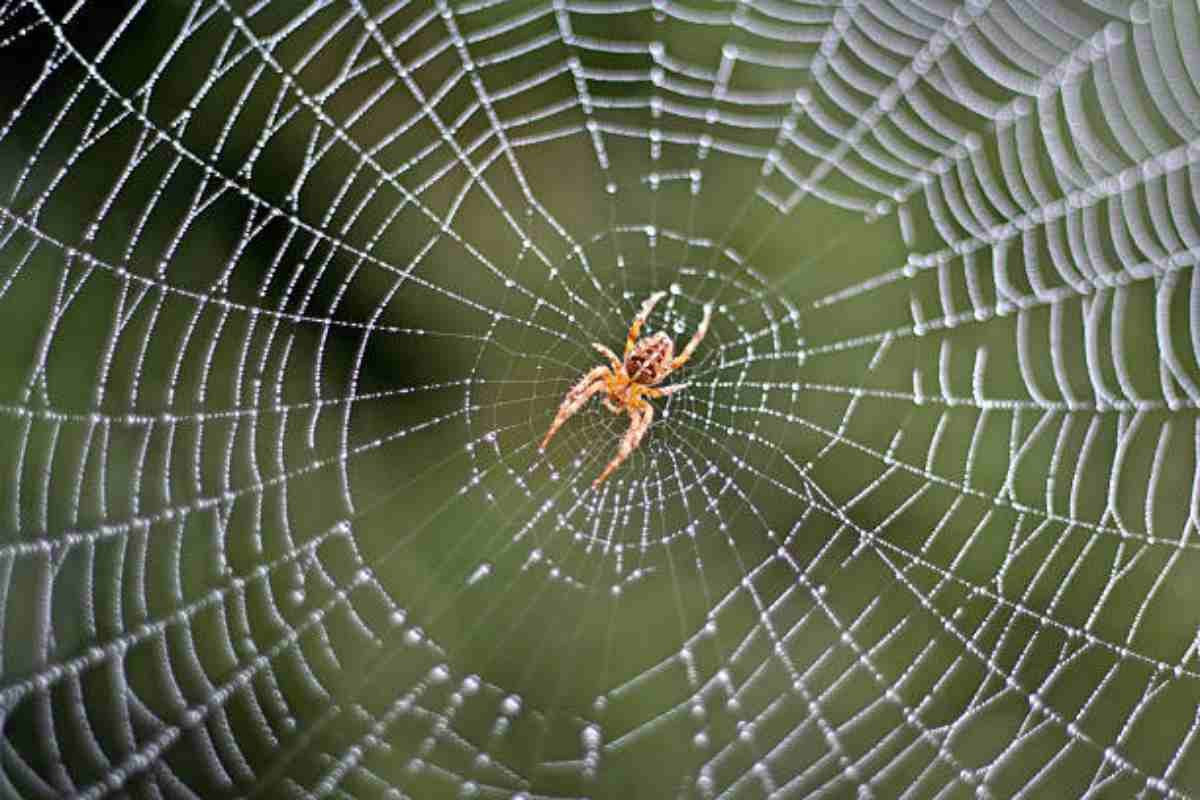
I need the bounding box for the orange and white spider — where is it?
[540,291,713,487]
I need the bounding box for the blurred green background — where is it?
[0,1,1197,798]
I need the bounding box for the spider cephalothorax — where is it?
[540,291,713,487]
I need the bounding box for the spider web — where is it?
[0,0,1198,797]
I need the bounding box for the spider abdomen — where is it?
[625,332,674,385]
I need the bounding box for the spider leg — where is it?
[670,303,714,369]
[642,383,689,399]
[593,401,654,487]
[625,291,668,357]
[592,342,622,373]
[540,366,611,451]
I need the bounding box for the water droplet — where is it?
[581,724,602,749]
[466,562,493,586]
[501,694,522,715]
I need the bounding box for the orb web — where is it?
[0,1,1198,798]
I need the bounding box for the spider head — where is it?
[625,331,675,385]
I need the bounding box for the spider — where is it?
[540,291,713,487]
